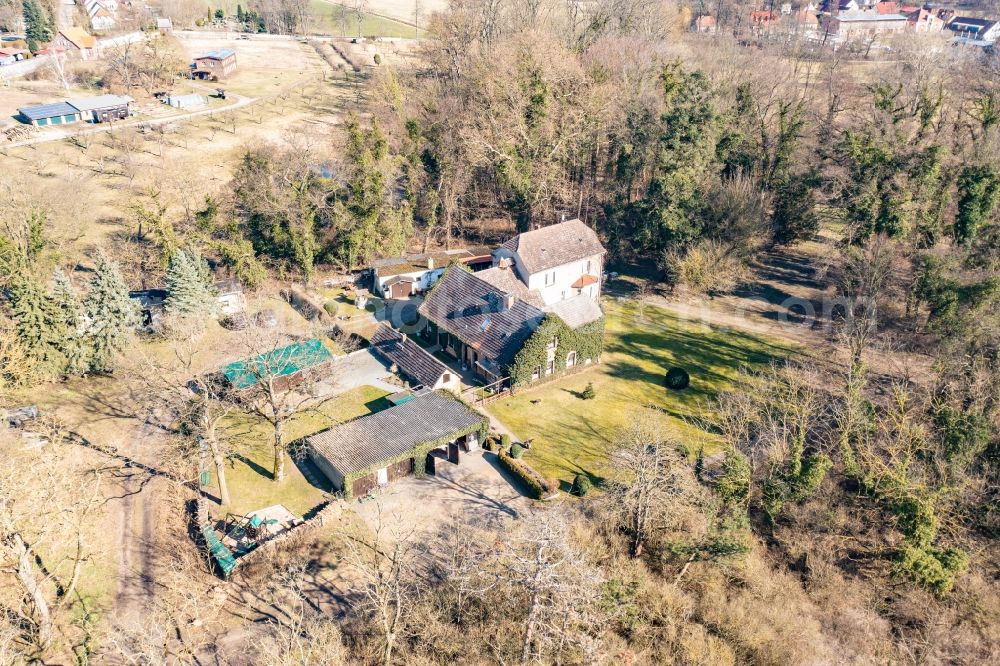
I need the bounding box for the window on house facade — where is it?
[442,373,451,383]
[561,291,566,300]
[547,359,555,375]
[547,336,558,350]
[567,351,577,367]
[531,366,541,380]
[586,259,592,273]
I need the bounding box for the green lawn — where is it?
[309,0,425,38]
[487,298,797,487]
[212,384,392,516]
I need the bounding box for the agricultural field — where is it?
[309,0,428,38]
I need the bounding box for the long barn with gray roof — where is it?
[306,391,486,499]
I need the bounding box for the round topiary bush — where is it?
[571,474,592,497]
[665,367,690,390]
[324,300,339,317]
[510,443,525,459]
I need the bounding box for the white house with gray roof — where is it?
[492,218,606,306]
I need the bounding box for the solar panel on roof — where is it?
[17,102,78,121]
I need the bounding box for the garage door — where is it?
[391,281,413,299]
[352,473,376,499]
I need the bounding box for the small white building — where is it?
[371,248,491,299]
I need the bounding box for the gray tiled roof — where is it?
[307,391,485,475]
[418,267,545,369]
[370,323,449,388]
[544,294,604,329]
[476,266,546,308]
[499,219,606,274]
[67,94,132,112]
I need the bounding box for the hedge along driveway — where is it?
[486,298,797,488]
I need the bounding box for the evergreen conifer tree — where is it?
[22,0,53,43]
[52,269,90,375]
[83,252,140,373]
[9,277,67,378]
[165,249,218,321]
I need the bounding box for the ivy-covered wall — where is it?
[509,315,605,386]
[338,419,488,500]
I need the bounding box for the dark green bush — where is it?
[498,450,557,499]
[324,300,339,317]
[665,367,690,390]
[499,434,511,454]
[572,474,592,497]
[581,382,596,400]
[511,443,525,459]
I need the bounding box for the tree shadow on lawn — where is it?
[232,453,273,481]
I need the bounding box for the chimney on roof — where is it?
[427,257,435,270]
[498,257,512,271]
[401,333,408,345]
[503,293,515,310]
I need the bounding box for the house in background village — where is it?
[371,247,491,299]
[86,0,117,31]
[53,27,96,59]
[192,49,238,80]
[418,219,606,387]
[945,16,1000,42]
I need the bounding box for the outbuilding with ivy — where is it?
[306,390,488,500]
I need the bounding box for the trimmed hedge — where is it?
[510,443,525,459]
[665,367,690,390]
[572,474,593,497]
[498,450,558,499]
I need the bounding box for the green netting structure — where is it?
[221,338,334,390]
[201,523,237,577]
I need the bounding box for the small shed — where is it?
[214,277,245,314]
[164,93,206,109]
[17,102,81,127]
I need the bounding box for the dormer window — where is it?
[547,336,558,350]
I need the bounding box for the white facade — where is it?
[494,248,603,306]
[374,266,445,297]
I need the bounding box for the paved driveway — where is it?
[315,349,399,398]
[353,450,531,539]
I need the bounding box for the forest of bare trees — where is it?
[2,0,1000,662]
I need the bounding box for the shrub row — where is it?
[498,450,558,500]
